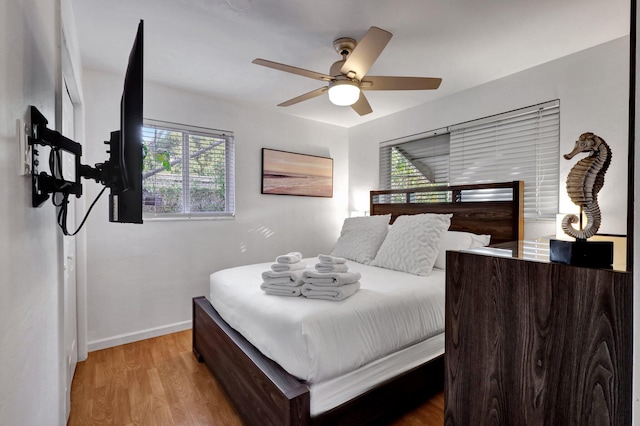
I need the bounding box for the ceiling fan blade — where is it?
[360,76,442,90]
[351,92,373,116]
[340,27,392,80]
[278,87,328,107]
[253,59,333,82]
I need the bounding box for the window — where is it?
[379,132,450,203]
[142,120,235,219]
[380,133,450,189]
[379,100,560,220]
[449,101,559,220]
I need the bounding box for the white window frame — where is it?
[142,119,235,220]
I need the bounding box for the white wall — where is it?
[0,1,65,425]
[81,70,349,349]
[348,36,630,239]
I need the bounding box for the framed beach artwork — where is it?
[261,148,333,197]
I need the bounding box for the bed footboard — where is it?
[193,296,444,425]
[192,296,310,426]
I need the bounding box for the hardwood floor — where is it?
[69,330,444,425]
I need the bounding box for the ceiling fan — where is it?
[252,26,442,116]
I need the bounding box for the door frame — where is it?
[58,1,88,422]
[60,0,87,364]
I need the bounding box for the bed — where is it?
[193,181,524,425]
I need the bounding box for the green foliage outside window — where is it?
[390,147,448,203]
[390,147,430,203]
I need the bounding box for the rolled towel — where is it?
[262,269,306,286]
[318,254,347,264]
[276,252,303,264]
[271,261,307,272]
[260,282,303,297]
[301,281,360,301]
[303,270,361,286]
[315,263,349,273]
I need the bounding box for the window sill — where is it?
[142,214,235,222]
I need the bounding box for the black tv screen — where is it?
[109,20,144,223]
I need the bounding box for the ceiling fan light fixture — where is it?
[328,80,360,106]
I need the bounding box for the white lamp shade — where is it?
[328,80,360,106]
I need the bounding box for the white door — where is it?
[62,79,78,421]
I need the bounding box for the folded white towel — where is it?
[260,282,302,297]
[276,252,303,264]
[271,261,307,272]
[318,254,347,264]
[262,269,306,286]
[301,281,360,301]
[302,270,361,286]
[315,263,349,273]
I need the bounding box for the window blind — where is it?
[449,101,559,220]
[379,132,450,190]
[142,120,235,218]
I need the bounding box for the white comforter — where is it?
[209,258,445,383]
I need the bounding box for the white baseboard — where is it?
[87,320,192,352]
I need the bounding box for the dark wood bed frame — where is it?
[193,181,524,425]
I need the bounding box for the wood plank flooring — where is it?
[69,330,444,425]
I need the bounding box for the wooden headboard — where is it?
[370,181,524,244]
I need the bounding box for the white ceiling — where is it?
[70,0,630,128]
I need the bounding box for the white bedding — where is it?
[309,333,444,416]
[209,258,445,384]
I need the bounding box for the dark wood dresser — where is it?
[444,241,632,425]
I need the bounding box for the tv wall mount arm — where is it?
[29,105,115,207]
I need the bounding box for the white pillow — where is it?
[433,231,491,270]
[331,214,391,264]
[371,213,452,276]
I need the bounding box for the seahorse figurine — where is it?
[561,132,612,240]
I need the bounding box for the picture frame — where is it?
[261,148,333,197]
